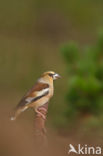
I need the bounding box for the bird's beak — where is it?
[53,73,61,80]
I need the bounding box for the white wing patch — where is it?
[25,97,34,103]
[36,88,49,96]
[25,88,49,104]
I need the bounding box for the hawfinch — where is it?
[11,71,61,120]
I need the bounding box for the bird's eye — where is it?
[48,73,53,77]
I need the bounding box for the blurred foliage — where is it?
[61,30,103,119]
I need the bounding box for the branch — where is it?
[34,102,48,147]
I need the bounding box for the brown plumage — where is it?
[10,71,61,120]
[16,83,49,108]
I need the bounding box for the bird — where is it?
[10,71,61,121]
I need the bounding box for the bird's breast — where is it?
[48,85,54,98]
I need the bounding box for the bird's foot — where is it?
[38,107,47,113]
[35,108,46,120]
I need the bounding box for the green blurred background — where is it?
[1,1,103,156]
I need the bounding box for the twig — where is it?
[34,102,48,147]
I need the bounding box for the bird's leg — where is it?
[38,107,47,120]
[38,107,47,113]
[35,108,46,120]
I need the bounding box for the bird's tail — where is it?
[10,116,16,121]
[10,106,28,121]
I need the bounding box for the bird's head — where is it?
[42,71,61,80]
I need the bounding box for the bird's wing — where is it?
[16,82,49,108]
